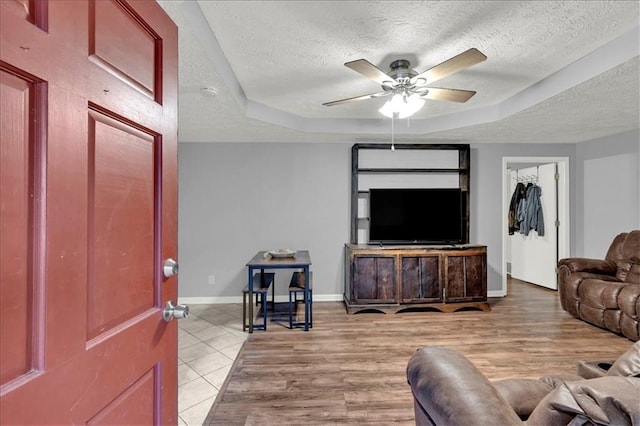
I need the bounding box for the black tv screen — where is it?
[369,188,464,244]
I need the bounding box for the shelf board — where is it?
[357,168,466,174]
[353,143,465,151]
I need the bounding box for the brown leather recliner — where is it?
[557,230,640,341]
[406,343,640,425]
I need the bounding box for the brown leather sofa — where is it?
[406,343,640,425]
[557,230,640,341]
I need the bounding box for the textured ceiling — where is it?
[157,1,640,144]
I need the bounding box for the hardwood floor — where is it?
[206,278,633,425]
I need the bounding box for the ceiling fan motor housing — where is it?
[388,59,418,82]
[382,59,422,95]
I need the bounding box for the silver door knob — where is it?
[163,301,189,321]
[163,258,179,278]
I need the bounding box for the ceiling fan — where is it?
[323,48,487,116]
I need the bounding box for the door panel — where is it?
[401,257,421,301]
[0,0,178,423]
[401,256,441,302]
[0,70,35,387]
[376,257,395,300]
[462,255,486,299]
[87,368,156,425]
[3,0,44,28]
[353,256,375,300]
[89,0,158,98]
[446,256,465,299]
[510,163,558,289]
[446,254,487,301]
[353,256,396,303]
[88,109,156,340]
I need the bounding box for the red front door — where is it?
[0,0,179,423]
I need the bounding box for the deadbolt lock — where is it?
[163,258,179,278]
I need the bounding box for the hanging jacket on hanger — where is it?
[516,183,532,232]
[520,184,545,236]
[508,182,527,235]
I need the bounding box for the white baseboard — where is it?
[311,293,343,302]
[178,293,344,305]
[178,296,239,304]
[179,292,504,305]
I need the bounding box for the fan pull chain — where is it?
[391,114,395,151]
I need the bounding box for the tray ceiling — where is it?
[158,1,639,144]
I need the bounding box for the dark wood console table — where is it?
[344,244,489,314]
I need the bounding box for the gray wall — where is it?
[178,132,639,300]
[178,142,350,300]
[575,129,640,257]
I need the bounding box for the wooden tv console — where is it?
[344,244,490,314]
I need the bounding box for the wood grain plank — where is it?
[205,278,632,425]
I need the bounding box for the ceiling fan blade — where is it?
[423,87,477,103]
[344,59,395,86]
[323,91,389,107]
[412,48,487,85]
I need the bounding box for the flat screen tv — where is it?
[368,188,465,244]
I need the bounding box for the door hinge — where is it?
[555,220,560,227]
[554,173,560,181]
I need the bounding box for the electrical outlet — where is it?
[208,275,215,285]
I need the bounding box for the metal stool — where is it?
[242,272,275,331]
[288,271,312,329]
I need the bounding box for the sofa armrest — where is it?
[527,377,640,425]
[575,342,640,379]
[607,341,640,377]
[492,379,554,419]
[576,361,612,379]
[407,347,521,425]
[557,258,617,275]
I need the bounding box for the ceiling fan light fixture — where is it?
[379,93,425,119]
[411,76,427,86]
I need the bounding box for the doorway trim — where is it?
[501,156,571,296]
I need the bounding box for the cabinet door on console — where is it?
[401,256,442,302]
[445,254,487,302]
[352,256,396,303]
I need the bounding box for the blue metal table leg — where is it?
[288,288,294,329]
[309,286,313,328]
[248,267,254,333]
[304,267,310,331]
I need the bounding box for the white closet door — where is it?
[510,163,558,289]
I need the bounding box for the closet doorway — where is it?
[501,157,570,295]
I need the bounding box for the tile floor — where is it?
[177,303,246,425]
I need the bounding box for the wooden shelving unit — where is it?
[345,143,488,313]
[350,143,471,244]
